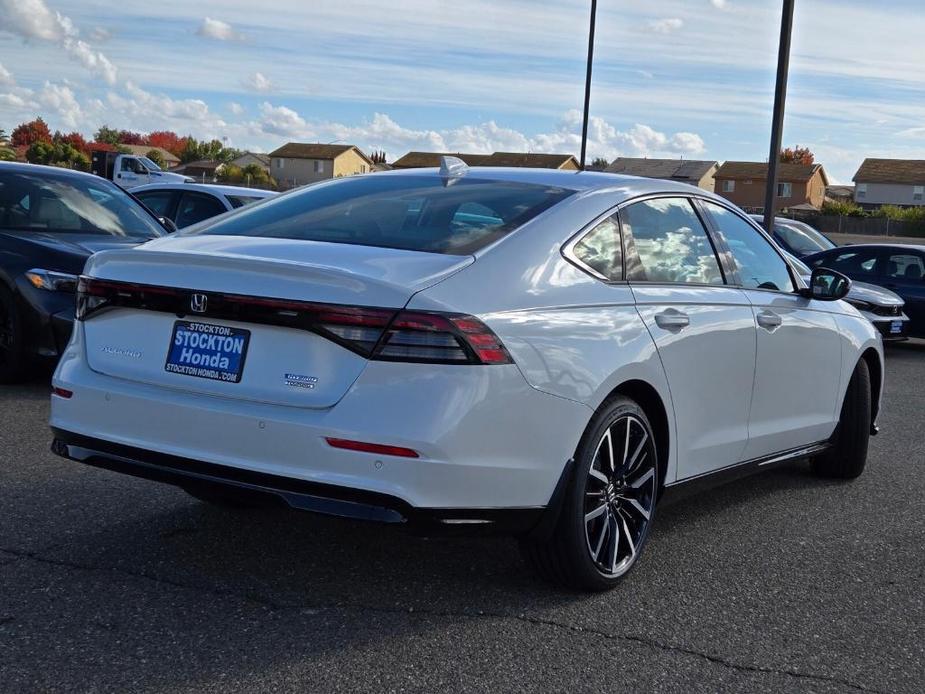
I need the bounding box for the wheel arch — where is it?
[599,379,671,498]
[860,347,882,427]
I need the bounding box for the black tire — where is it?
[0,287,33,384]
[523,396,659,591]
[184,485,276,509]
[812,358,871,479]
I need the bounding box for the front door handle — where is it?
[654,309,690,330]
[756,310,783,330]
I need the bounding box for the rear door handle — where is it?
[654,309,690,330]
[756,310,782,330]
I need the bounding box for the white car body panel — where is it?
[51,168,885,514]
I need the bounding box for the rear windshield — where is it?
[775,221,834,255]
[226,194,267,209]
[0,170,164,238]
[191,175,574,254]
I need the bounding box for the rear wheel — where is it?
[0,287,32,384]
[812,358,871,479]
[523,397,659,591]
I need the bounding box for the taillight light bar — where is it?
[76,277,513,365]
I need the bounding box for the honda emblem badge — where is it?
[190,293,208,313]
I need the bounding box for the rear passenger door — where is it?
[175,192,228,228]
[699,201,842,460]
[135,189,180,223]
[622,196,756,479]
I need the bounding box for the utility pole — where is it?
[763,0,796,233]
[579,0,598,169]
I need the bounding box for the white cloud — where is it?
[0,63,13,86]
[0,93,30,109]
[228,102,244,115]
[89,27,112,42]
[0,0,117,84]
[248,105,705,165]
[196,18,244,41]
[648,18,684,34]
[37,81,82,129]
[244,72,274,94]
[710,0,728,9]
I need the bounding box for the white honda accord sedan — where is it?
[50,160,883,591]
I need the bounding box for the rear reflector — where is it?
[52,387,73,399]
[325,437,420,458]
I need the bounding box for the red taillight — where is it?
[75,277,512,365]
[372,311,513,365]
[52,387,73,399]
[325,437,419,458]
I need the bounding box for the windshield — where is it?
[783,250,812,276]
[191,175,574,255]
[0,170,165,238]
[775,221,834,255]
[140,157,162,172]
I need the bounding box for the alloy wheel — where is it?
[583,414,658,577]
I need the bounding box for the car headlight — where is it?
[845,298,873,312]
[25,269,79,293]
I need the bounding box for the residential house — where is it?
[825,184,855,204]
[121,145,181,169]
[230,152,271,173]
[175,159,225,182]
[391,151,579,170]
[606,158,719,191]
[268,143,374,187]
[713,161,829,212]
[391,152,492,169]
[852,158,925,208]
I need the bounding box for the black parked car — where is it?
[749,215,836,258]
[804,244,925,338]
[0,162,165,382]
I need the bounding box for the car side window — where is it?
[175,192,227,228]
[571,216,622,280]
[702,202,794,292]
[884,252,924,281]
[135,190,176,218]
[811,249,879,277]
[621,198,723,284]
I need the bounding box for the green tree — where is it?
[240,163,275,188]
[93,125,121,146]
[145,149,166,169]
[0,148,16,162]
[26,140,90,171]
[218,164,243,183]
[0,129,10,145]
[589,157,610,170]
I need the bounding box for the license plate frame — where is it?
[164,320,251,383]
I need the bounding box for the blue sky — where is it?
[2,0,925,182]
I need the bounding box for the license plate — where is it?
[890,320,904,334]
[165,321,250,383]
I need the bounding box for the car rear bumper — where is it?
[51,428,555,534]
[51,325,591,511]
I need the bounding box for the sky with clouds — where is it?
[1,0,924,182]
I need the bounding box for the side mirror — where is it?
[158,216,178,233]
[800,267,850,301]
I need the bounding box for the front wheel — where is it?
[523,396,659,591]
[812,358,871,479]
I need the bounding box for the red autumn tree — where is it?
[780,146,814,165]
[145,130,188,157]
[117,130,146,145]
[11,118,52,148]
[54,131,90,156]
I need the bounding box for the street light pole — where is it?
[579,0,598,170]
[763,0,796,233]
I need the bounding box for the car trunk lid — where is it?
[80,236,473,408]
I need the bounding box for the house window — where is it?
[276,158,285,169]
[777,182,792,198]
[856,183,866,199]
[722,180,735,193]
[314,160,324,174]
[914,186,924,201]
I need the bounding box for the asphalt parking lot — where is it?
[2,344,923,693]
